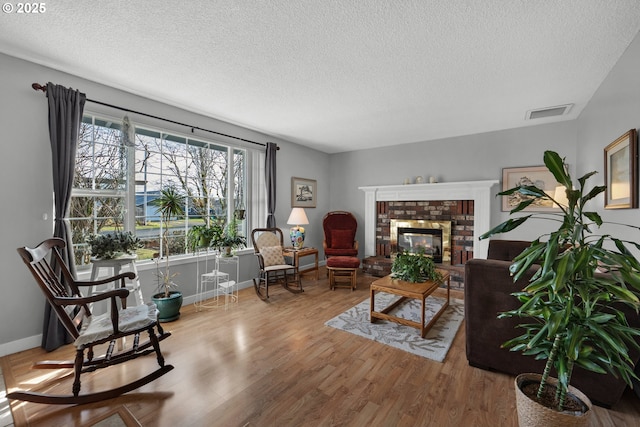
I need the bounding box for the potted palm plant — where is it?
[149,186,185,322]
[481,150,640,426]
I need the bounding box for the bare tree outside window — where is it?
[70,115,248,267]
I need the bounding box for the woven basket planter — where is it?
[515,373,592,427]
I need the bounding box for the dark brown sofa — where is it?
[464,239,640,408]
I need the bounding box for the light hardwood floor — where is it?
[3,268,640,426]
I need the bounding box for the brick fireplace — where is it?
[359,180,499,290]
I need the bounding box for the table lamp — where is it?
[287,208,309,249]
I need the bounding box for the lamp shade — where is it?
[287,208,309,225]
[287,208,309,248]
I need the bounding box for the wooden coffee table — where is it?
[369,271,450,338]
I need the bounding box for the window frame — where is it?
[72,112,259,268]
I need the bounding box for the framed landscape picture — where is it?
[291,177,317,208]
[604,129,638,209]
[501,165,561,212]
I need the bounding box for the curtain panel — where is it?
[265,142,277,228]
[42,82,86,351]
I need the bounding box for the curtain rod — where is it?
[32,83,278,150]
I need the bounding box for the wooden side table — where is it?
[283,247,319,280]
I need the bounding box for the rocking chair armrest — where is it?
[254,253,266,270]
[75,272,137,288]
[54,288,130,306]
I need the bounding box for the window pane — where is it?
[93,142,127,191]
[72,115,251,264]
[233,149,247,237]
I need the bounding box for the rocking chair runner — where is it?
[11,238,173,405]
[251,228,303,300]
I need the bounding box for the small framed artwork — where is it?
[501,166,562,212]
[604,129,638,209]
[291,177,317,208]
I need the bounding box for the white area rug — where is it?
[325,292,464,362]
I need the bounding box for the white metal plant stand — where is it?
[195,252,239,311]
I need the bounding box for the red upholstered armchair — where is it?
[322,211,358,259]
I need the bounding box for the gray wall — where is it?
[576,31,640,234]
[0,53,330,355]
[329,118,578,248]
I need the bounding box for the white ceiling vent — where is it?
[526,104,573,120]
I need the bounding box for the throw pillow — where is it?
[261,246,286,267]
[332,229,354,249]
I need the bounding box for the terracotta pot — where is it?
[515,373,592,427]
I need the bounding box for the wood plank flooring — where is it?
[3,268,640,426]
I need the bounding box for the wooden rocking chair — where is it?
[11,238,174,405]
[251,228,303,300]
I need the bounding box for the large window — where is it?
[71,115,249,267]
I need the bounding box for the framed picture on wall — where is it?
[291,177,317,208]
[604,129,638,209]
[501,165,562,212]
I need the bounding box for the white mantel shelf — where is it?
[359,180,499,260]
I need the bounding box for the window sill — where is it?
[76,247,255,280]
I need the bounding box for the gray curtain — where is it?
[42,82,86,351]
[265,142,277,228]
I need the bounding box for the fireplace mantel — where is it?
[359,180,499,259]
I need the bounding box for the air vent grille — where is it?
[526,104,573,120]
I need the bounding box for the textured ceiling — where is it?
[1,1,640,153]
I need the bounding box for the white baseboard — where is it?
[0,334,41,357]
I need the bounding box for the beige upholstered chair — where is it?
[251,228,303,300]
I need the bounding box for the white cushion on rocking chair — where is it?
[75,302,158,347]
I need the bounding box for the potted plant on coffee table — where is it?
[391,246,442,283]
[149,186,185,322]
[481,151,640,426]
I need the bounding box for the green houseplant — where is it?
[187,222,224,253]
[391,246,442,283]
[149,186,185,322]
[217,218,247,256]
[86,231,142,259]
[481,151,640,425]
